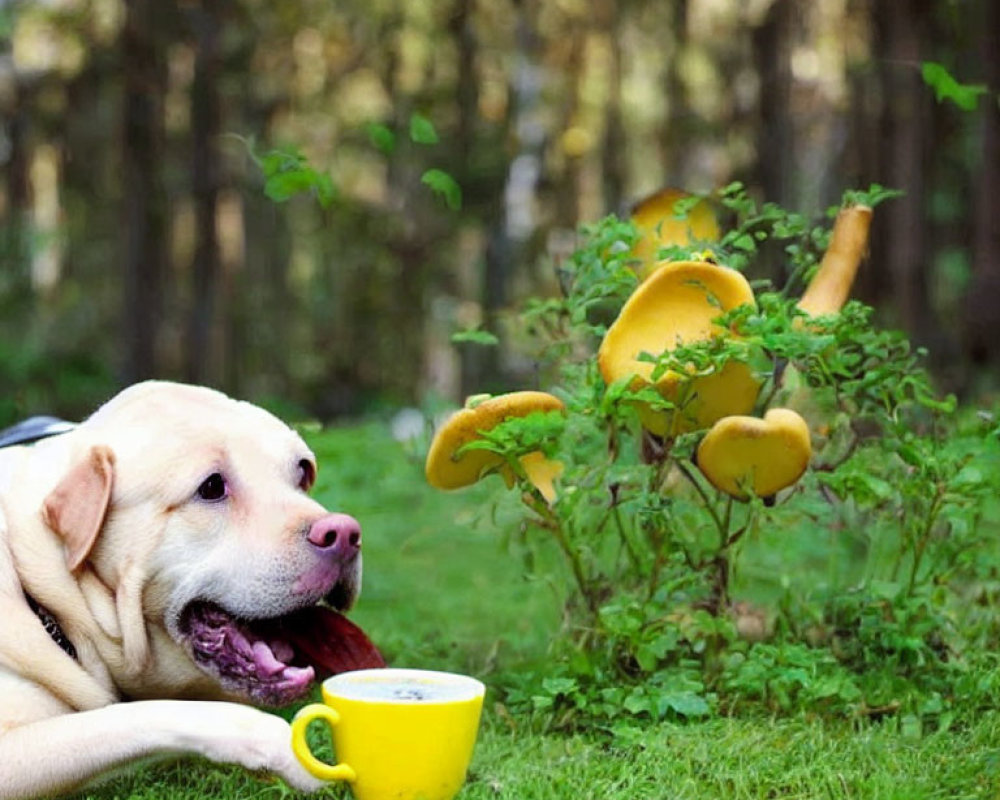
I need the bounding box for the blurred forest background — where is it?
[1,0,998,423]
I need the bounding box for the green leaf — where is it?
[252,145,336,208]
[451,328,499,346]
[542,677,578,696]
[367,122,396,154]
[264,170,315,203]
[840,183,905,209]
[313,173,336,209]
[421,169,462,210]
[623,691,652,716]
[921,62,988,111]
[634,645,659,673]
[660,691,710,718]
[409,113,439,144]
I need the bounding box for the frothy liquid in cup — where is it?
[330,674,481,703]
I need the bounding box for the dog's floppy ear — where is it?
[42,445,116,572]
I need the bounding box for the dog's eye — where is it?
[196,473,228,502]
[298,459,316,492]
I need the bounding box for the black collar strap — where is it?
[25,592,78,660]
[0,416,77,449]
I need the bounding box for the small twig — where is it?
[812,429,861,472]
[506,454,598,616]
[675,459,728,542]
[611,498,643,572]
[906,483,945,598]
[756,356,787,411]
[721,496,734,547]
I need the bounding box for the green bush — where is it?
[429,184,1000,732]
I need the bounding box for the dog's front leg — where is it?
[0,700,325,800]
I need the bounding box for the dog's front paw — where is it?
[191,703,326,792]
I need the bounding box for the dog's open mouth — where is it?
[179,601,385,706]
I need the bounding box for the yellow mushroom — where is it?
[425,391,566,498]
[598,260,761,436]
[696,408,811,500]
[631,188,720,276]
[797,204,873,317]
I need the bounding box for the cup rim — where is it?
[322,668,486,704]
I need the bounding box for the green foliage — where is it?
[421,168,463,211]
[451,327,500,346]
[408,112,440,145]
[246,141,337,209]
[839,183,905,209]
[437,184,1000,732]
[241,112,462,212]
[921,61,990,111]
[366,122,397,154]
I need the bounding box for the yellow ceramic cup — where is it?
[291,668,485,800]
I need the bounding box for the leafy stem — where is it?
[675,458,728,543]
[905,482,946,598]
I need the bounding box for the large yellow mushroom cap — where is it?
[696,408,812,500]
[598,260,761,436]
[425,391,566,491]
[631,188,720,274]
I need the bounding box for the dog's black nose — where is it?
[307,513,362,559]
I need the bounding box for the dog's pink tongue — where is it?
[280,606,386,677]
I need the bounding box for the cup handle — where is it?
[290,704,358,783]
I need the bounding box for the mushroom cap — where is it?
[425,391,566,490]
[598,260,761,435]
[696,408,812,500]
[631,188,720,271]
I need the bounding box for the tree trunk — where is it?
[121,0,171,383]
[598,0,626,215]
[463,0,543,396]
[2,78,32,286]
[449,0,477,167]
[964,0,1000,366]
[751,0,795,285]
[660,0,691,184]
[843,0,883,305]
[185,0,223,385]
[554,20,585,229]
[873,0,932,339]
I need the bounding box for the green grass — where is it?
[78,712,1000,799]
[72,421,1000,800]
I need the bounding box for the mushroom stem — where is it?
[797,204,873,317]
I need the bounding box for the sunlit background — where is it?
[1,0,997,420]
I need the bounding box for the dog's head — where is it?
[37,381,383,706]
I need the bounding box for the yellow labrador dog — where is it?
[0,381,384,799]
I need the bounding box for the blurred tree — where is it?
[751,0,794,285]
[965,0,1000,369]
[185,0,223,384]
[121,0,172,382]
[597,0,626,214]
[875,0,933,340]
[1,0,998,417]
